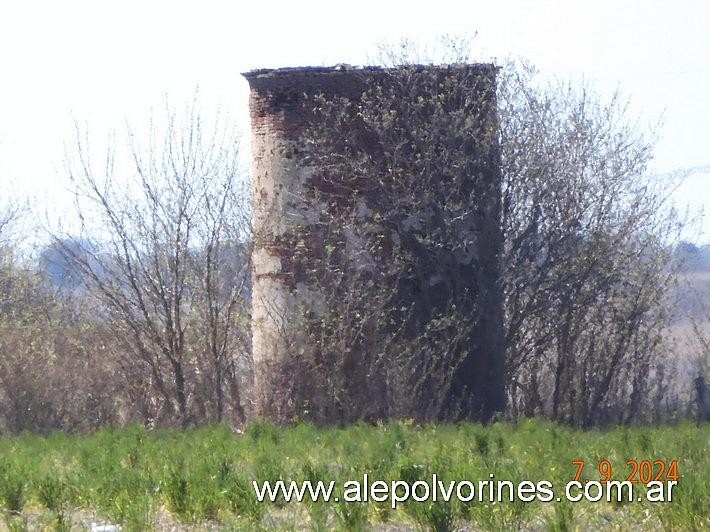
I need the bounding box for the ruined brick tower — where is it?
[243,65,504,420]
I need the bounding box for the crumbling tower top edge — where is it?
[241,63,498,84]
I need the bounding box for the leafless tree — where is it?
[0,197,26,251]
[0,202,124,434]
[497,63,685,425]
[56,98,251,427]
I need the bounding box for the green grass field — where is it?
[0,420,707,531]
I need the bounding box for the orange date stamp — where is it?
[571,459,679,484]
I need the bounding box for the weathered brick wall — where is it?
[243,65,502,419]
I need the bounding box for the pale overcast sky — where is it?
[1,0,709,242]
